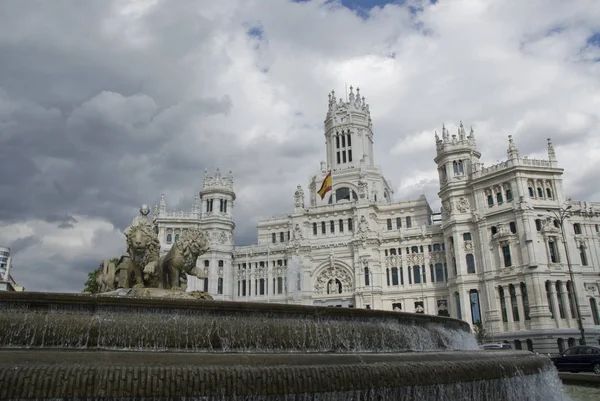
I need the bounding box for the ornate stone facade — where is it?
[155,87,600,354]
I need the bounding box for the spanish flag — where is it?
[317,171,332,200]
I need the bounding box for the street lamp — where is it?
[540,205,586,345]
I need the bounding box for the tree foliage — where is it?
[473,323,491,345]
[83,258,119,294]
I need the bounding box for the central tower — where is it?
[324,86,374,170]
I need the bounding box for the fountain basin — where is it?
[0,292,475,352]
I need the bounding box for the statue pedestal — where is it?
[97,288,213,300]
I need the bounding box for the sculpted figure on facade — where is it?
[294,185,305,208]
[125,204,157,236]
[456,197,470,213]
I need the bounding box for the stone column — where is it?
[493,285,504,333]
[502,288,515,332]
[548,282,562,329]
[527,274,552,329]
[514,284,527,331]
[558,281,572,328]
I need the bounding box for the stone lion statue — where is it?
[160,228,209,291]
[116,224,161,288]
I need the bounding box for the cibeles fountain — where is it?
[0,207,568,400]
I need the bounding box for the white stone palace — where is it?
[154,87,600,354]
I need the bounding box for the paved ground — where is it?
[559,372,600,386]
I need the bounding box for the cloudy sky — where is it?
[1,0,599,292]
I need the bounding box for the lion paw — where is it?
[143,261,157,274]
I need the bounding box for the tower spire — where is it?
[507,135,520,160]
[547,138,556,162]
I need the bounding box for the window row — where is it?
[498,283,531,323]
[237,277,290,297]
[200,278,223,295]
[335,131,352,149]
[384,243,446,257]
[336,150,353,164]
[485,183,513,207]
[237,259,286,270]
[312,219,353,235]
[385,263,449,286]
[205,198,228,213]
[272,231,289,243]
[386,216,412,230]
[527,179,554,200]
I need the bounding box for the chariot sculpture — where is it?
[98,205,210,293]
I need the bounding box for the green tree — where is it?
[473,323,491,345]
[83,258,119,294]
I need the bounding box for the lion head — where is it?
[125,224,160,267]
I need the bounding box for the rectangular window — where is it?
[217,278,223,295]
[348,218,353,231]
[413,266,421,284]
[396,217,402,229]
[321,222,326,234]
[387,219,393,230]
[348,149,352,162]
[390,248,396,255]
[406,216,412,228]
[330,220,335,233]
[429,265,435,283]
[259,279,265,295]
[535,219,542,231]
[509,222,517,234]
[411,246,418,254]
[364,267,370,286]
[219,199,224,212]
[224,200,227,213]
[549,240,559,263]
[391,268,399,285]
[435,263,444,282]
[313,223,317,235]
[203,278,209,292]
[341,135,346,147]
[339,219,344,233]
[272,233,276,243]
[342,151,347,163]
[336,136,340,149]
[463,232,472,241]
[580,245,588,266]
[280,232,284,242]
[502,245,512,267]
[242,280,247,296]
[337,152,340,164]
[573,223,582,235]
[347,133,351,146]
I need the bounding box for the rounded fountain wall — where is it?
[0,292,567,400]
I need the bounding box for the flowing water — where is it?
[286,256,302,304]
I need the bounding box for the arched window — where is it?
[487,195,494,206]
[506,188,513,201]
[339,219,344,233]
[469,290,482,324]
[537,187,543,198]
[328,187,358,204]
[313,223,318,235]
[566,281,576,318]
[174,234,180,242]
[466,254,475,274]
[330,220,335,233]
[521,282,530,320]
[557,338,565,353]
[321,221,326,234]
[386,268,390,286]
[498,286,508,322]
[526,339,534,352]
[454,292,462,320]
[347,218,353,231]
[166,234,172,243]
[590,297,600,325]
[413,265,421,284]
[546,188,553,198]
[509,284,520,321]
[327,278,343,294]
[391,267,399,285]
[496,192,503,203]
[458,160,464,175]
[528,187,534,197]
[453,161,459,175]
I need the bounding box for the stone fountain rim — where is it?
[0,291,470,331]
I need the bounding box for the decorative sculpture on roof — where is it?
[294,185,305,208]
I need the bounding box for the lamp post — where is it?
[541,205,586,345]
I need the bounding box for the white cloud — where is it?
[2,0,600,291]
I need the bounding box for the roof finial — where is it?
[507,135,519,159]
[547,138,556,162]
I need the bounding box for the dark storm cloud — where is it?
[9,236,43,255]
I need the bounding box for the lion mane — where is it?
[161,228,209,289]
[125,225,160,267]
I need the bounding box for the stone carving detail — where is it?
[442,200,453,216]
[464,241,474,252]
[355,216,372,240]
[406,253,424,265]
[314,263,353,295]
[294,185,305,208]
[456,197,470,213]
[428,251,446,264]
[358,178,368,199]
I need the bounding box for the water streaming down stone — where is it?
[286,256,302,304]
[0,292,569,400]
